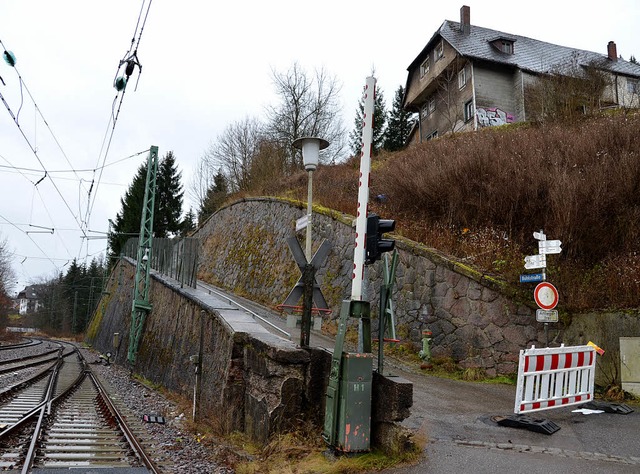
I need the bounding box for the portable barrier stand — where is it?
[514,344,595,414]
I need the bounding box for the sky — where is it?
[1,0,639,294]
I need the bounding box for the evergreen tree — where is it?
[383,85,415,152]
[181,208,197,236]
[349,84,387,157]
[198,170,228,224]
[156,151,184,238]
[108,152,184,259]
[108,163,146,258]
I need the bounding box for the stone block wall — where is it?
[195,198,546,376]
[87,258,413,445]
[87,259,309,440]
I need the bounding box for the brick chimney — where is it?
[608,41,618,61]
[460,5,471,35]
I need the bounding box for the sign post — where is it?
[522,229,563,346]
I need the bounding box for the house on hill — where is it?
[404,5,640,144]
[16,285,43,315]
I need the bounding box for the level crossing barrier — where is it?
[514,344,595,414]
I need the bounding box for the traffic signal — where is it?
[365,213,396,264]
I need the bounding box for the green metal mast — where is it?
[127,146,158,366]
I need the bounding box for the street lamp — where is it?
[292,136,329,347]
[292,137,330,261]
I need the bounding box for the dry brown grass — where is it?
[230,112,640,311]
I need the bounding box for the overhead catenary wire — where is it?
[86,0,154,231]
[1,2,154,283]
[0,41,88,240]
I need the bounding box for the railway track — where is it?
[0,341,163,472]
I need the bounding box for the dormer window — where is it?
[489,36,516,55]
[500,40,513,54]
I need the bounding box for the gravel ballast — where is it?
[80,346,235,474]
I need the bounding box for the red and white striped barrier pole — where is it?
[351,76,376,301]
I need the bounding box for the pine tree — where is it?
[181,208,197,236]
[349,84,387,157]
[155,151,184,238]
[108,152,185,259]
[198,170,228,224]
[108,163,146,258]
[383,85,415,152]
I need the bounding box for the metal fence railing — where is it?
[122,237,199,289]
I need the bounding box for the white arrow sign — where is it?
[538,240,562,254]
[524,254,546,269]
[533,231,546,241]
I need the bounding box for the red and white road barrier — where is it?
[514,344,596,414]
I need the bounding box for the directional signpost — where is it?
[521,229,563,345]
[538,239,562,255]
[524,254,546,269]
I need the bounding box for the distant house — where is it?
[403,5,640,144]
[16,285,43,315]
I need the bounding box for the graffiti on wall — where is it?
[476,107,514,127]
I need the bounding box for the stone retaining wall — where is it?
[195,198,548,377]
[86,258,412,445]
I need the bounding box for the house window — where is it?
[420,97,436,120]
[420,103,429,120]
[458,67,467,89]
[464,100,474,122]
[420,57,430,78]
[501,41,513,54]
[628,79,639,94]
[435,41,444,61]
[428,97,436,114]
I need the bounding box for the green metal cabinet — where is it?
[336,352,373,452]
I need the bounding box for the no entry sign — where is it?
[534,282,559,310]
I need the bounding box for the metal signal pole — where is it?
[127,146,158,366]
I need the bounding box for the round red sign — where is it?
[534,282,559,310]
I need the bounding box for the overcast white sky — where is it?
[1,0,638,293]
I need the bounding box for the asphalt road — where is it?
[202,284,640,474]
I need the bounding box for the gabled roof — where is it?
[409,20,640,78]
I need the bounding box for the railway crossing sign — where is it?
[281,237,330,311]
[534,282,559,310]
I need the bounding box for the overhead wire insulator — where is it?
[3,50,16,67]
[125,59,136,77]
[114,76,127,91]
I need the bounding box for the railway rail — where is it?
[0,341,163,472]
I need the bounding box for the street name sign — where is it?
[520,273,544,283]
[536,309,559,323]
[524,254,546,269]
[296,215,309,232]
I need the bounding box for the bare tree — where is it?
[265,62,346,168]
[0,235,15,328]
[525,55,611,123]
[435,59,467,133]
[200,116,264,194]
